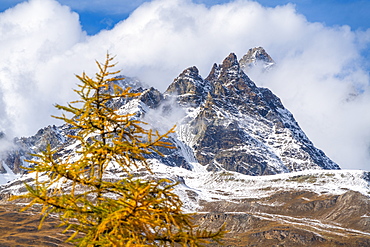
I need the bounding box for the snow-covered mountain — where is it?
[0,49,339,177]
[239,46,275,72]
[164,52,339,175]
[0,48,369,246]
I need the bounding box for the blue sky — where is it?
[1,0,370,34]
[0,0,369,170]
[78,0,370,35]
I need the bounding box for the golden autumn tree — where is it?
[14,54,224,246]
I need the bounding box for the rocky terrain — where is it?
[0,47,368,246]
[193,171,370,246]
[1,169,369,246]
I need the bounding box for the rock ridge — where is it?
[1,48,339,176]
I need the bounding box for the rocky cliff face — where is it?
[0,125,68,174]
[164,52,339,175]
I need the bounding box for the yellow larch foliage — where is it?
[12,54,224,246]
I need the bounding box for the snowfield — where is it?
[143,160,370,211]
[2,159,369,203]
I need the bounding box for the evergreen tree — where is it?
[14,54,224,246]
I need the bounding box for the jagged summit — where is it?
[239,46,275,72]
[162,52,339,175]
[165,66,206,106]
[165,53,257,106]
[208,53,256,91]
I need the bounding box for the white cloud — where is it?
[0,0,369,171]
[0,0,86,137]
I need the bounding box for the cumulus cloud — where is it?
[0,0,369,170]
[0,0,87,137]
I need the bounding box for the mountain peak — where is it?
[164,66,205,106]
[179,66,200,78]
[165,52,339,175]
[221,53,239,69]
[205,53,256,94]
[239,46,275,72]
[165,66,203,95]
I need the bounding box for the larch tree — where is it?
[13,54,224,246]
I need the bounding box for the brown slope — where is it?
[0,204,72,247]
